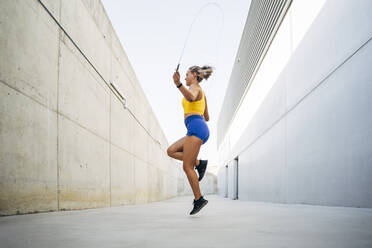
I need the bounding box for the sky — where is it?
[101,0,251,168]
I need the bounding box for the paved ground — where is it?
[1,195,372,248]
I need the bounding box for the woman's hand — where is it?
[173,70,181,86]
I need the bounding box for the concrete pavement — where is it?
[1,195,371,248]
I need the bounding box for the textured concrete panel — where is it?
[60,0,111,84]
[167,176,178,198]
[134,157,148,204]
[176,165,194,196]
[147,165,163,202]
[131,89,151,132]
[147,112,164,169]
[110,93,134,154]
[0,84,58,216]
[40,0,61,22]
[161,150,173,173]
[0,0,59,111]
[0,0,191,216]
[110,50,137,109]
[177,174,187,195]
[148,112,160,142]
[286,39,372,207]
[162,165,179,198]
[81,0,112,46]
[58,115,110,210]
[147,136,162,169]
[133,120,148,162]
[110,144,135,206]
[200,173,218,196]
[58,42,110,140]
[110,27,138,90]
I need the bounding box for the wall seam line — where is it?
[109,91,112,207]
[37,0,161,148]
[56,0,62,212]
[0,77,161,172]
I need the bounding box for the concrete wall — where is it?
[177,171,217,197]
[218,0,372,208]
[0,0,195,216]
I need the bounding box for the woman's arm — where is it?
[173,71,200,101]
[179,85,200,102]
[203,95,210,121]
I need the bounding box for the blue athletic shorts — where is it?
[184,115,210,145]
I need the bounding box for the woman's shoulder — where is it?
[188,85,204,101]
[193,85,204,93]
[199,87,204,97]
[189,85,203,94]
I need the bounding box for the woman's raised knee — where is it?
[183,163,194,173]
[167,147,173,157]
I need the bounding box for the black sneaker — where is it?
[195,159,208,181]
[190,196,208,215]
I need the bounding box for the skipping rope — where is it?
[175,2,225,72]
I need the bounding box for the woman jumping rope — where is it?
[167,65,213,215]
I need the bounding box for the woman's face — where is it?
[185,69,196,86]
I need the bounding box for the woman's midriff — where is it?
[184,113,204,120]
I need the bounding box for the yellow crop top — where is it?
[182,89,205,115]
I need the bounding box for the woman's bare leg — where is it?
[167,136,200,166]
[182,135,203,200]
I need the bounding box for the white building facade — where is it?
[217,0,372,208]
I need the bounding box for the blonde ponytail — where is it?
[189,65,214,82]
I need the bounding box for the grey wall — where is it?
[0,0,200,216]
[218,0,372,208]
[178,171,217,197]
[217,165,228,198]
